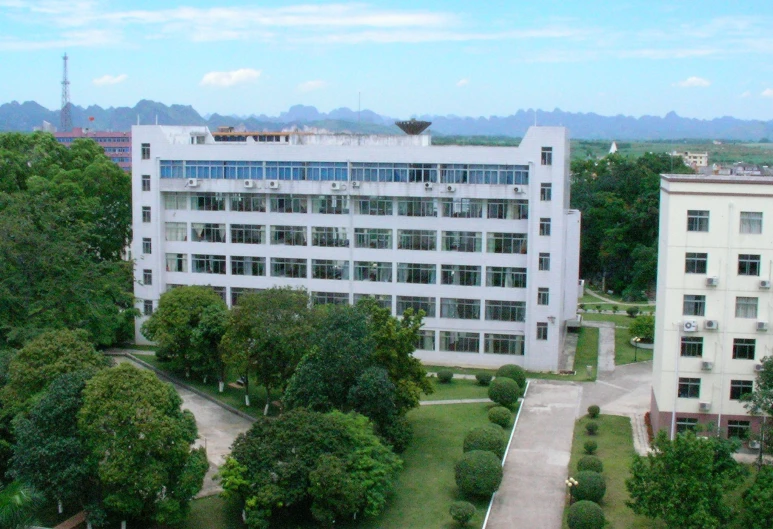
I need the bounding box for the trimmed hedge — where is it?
[475,372,493,386]
[567,500,605,529]
[463,424,505,459]
[454,450,503,497]
[488,377,520,407]
[577,455,603,473]
[488,406,513,428]
[572,471,606,503]
[583,440,598,455]
[449,501,476,525]
[585,421,599,435]
[437,370,454,383]
[495,364,526,388]
[587,405,600,419]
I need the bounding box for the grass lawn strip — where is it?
[527,327,599,382]
[422,378,491,401]
[614,331,653,366]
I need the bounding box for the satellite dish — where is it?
[395,119,431,135]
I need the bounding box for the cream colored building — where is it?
[651,174,772,438]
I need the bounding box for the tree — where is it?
[78,364,207,526]
[0,481,43,529]
[740,465,773,529]
[626,431,745,529]
[628,314,655,343]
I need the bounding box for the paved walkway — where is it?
[582,321,616,374]
[486,380,582,529]
[584,289,655,306]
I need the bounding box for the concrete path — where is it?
[584,289,655,306]
[582,321,616,373]
[486,380,582,529]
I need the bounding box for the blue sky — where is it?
[2,0,773,120]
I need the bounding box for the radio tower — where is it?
[60,53,72,131]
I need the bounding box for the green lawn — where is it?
[615,332,653,365]
[529,327,599,382]
[581,313,637,327]
[423,377,490,401]
[177,496,247,529]
[424,364,497,376]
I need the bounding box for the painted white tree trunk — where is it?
[219,381,224,393]
[245,395,250,406]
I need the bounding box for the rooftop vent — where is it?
[395,119,431,135]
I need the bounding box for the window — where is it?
[408,163,437,183]
[396,296,436,317]
[165,222,187,241]
[165,253,187,272]
[398,230,436,251]
[539,253,551,271]
[271,225,307,246]
[312,260,350,280]
[540,183,552,201]
[680,337,703,357]
[441,265,481,286]
[142,269,152,285]
[440,298,481,320]
[142,238,151,254]
[397,263,436,284]
[486,300,526,322]
[231,194,265,212]
[676,417,698,434]
[191,223,226,243]
[440,331,480,353]
[231,224,264,244]
[539,218,551,236]
[485,334,525,355]
[143,300,153,316]
[740,212,763,234]
[212,287,227,303]
[536,322,548,340]
[678,377,700,398]
[415,329,435,350]
[271,258,307,278]
[735,297,758,319]
[312,227,349,247]
[192,254,226,274]
[486,267,526,288]
[312,292,350,306]
[487,233,527,254]
[683,295,706,316]
[733,338,756,360]
[231,287,261,306]
[541,147,553,165]
[353,294,392,310]
[487,200,527,220]
[357,196,393,216]
[231,256,265,276]
[397,198,437,217]
[354,228,392,249]
[142,206,151,223]
[270,195,307,213]
[685,253,708,274]
[687,210,709,232]
[312,196,349,214]
[191,193,226,211]
[141,143,150,159]
[163,193,187,210]
[142,174,150,191]
[441,231,482,252]
[730,380,754,400]
[727,420,751,440]
[441,199,483,218]
[738,254,761,276]
[354,261,392,282]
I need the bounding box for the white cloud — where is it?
[200,68,261,87]
[93,73,128,86]
[297,80,327,93]
[762,88,773,98]
[740,90,751,98]
[674,76,711,88]
[456,78,469,87]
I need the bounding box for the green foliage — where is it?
[449,500,476,525]
[377,413,413,454]
[577,455,604,473]
[454,450,503,498]
[463,425,506,459]
[488,406,512,428]
[585,422,599,435]
[495,364,526,388]
[583,440,598,455]
[572,471,606,503]
[626,306,640,318]
[475,372,493,386]
[347,367,398,433]
[629,315,655,343]
[437,370,454,383]
[741,465,773,529]
[567,500,605,529]
[0,481,43,529]
[587,405,600,419]
[488,377,521,407]
[626,431,745,529]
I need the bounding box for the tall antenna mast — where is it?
[61,53,72,131]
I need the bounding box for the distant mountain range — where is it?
[2,99,773,141]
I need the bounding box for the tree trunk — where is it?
[244,373,250,406]
[264,386,271,416]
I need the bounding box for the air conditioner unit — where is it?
[513,186,523,194]
[699,401,712,412]
[755,363,765,372]
[683,320,698,332]
[704,320,719,330]
[757,321,769,331]
[750,440,761,450]
[268,180,280,190]
[424,182,433,190]
[243,180,254,188]
[186,178,199,187]
[351,181,361,188]
[701,361,714,371]
[331,182,341,191]
[761,280,771,289]
[446,184,456,192]
[706,277,719,287]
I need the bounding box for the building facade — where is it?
[651,174,772,439]
[55,127,132,171]
[131,125,580,371]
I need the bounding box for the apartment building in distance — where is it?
[651,173,773,438]
[131,124,580,371]
[55,127,132,171]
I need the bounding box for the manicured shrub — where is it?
[488,406,512,428]
[611,305,619,313]
[475,372,493,386]
[437,370,454,383]
[449,501,476,526]
[585,421,599,436]
[572,471,606,503]
[488,377,520,408]
[583,440,598,455]
[567,500,605,529]
[454,450,503,497]
[595,305,602,313]
[587,405,600,419]
[378,414,413,454]
[626,306,640,318]
[464,424,505,459]
[495,364,526,388]
[577,455,603,473]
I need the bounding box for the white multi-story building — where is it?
[651,173,773,438]
[131,125,580,371]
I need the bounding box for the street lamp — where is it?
[565,477,579,504]
[633,336,641,363]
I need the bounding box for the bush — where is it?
[611,305,619,313]
[577,455,603,473]
[437,370,454,383]
[583,440,598,455]
[495,364,526,388]
[464,425,505,459]
[378,414,413,454]
[595,305,602,312]
[579,303,586,312]
[488,406,512,428]
[629,314,655,343]
[454,450,503,497]
[585,421,599,436]
[572,471,606,503]
[449,501,476,526]
[587,405,600,419]
[488,378,520,408]
[475,372,493,386]
[626,306,640,318]
[567,500,605,529]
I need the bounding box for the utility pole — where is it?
[61,53,72,131]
